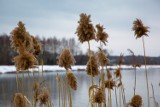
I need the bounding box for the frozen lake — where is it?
[0,68,160,107]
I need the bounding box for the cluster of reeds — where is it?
[10,21,53,107]
[75,13,158,107]
[57,48,77,107]
[2,14,159,107]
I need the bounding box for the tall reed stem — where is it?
[142,36,150,107]
[2,85,7,107]
[114,87,118,107]
[151,83,156,107]
[134,67,137,96]
[88,41,94,85]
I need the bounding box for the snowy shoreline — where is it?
[0,65,160,74]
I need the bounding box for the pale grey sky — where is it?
[0,0,160,56]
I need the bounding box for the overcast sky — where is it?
[0,0,160,56]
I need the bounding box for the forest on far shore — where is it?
[0,34,160,65]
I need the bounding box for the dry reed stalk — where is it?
[27,71,33,106]
[16,72,19,91]
[56,73,61,107]
[151,83,156,107]
[2,85,7,107]
[61,78,66,107]
[132,19,150,107]
[41,59,44,83]
[142,36,150,107]
[76,13,97,107]
[33,80,39,107]
[127,49,137,96]
[88,41,95,107]
[114,87,118,107]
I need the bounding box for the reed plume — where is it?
[75,13,95,43]
[96,50,109,66]
[132,18,150,107]
[106,69,112,79]
[14,93,26,107]
[95,24,109,45]
[132,19,149,39]
[33,81,39,102]
[86,55,99,77]
[105,80,115,89]
[13,51,38,71]
[93,88,105,104]
[31,36,42,56]
[57,48,76,70]
[38,87,49,105]
[114,68,121,78]
[66,70,77,90]
[10,21,33,53]
[130,95,142,107]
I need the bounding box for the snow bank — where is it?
[0,65,160,74]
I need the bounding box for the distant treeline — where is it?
[0,34,160,65]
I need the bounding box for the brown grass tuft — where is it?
[93,88,105,103]
[57,48,76,70]
[96,24,109,45]
[75,13,95,43]
[114,68,121,78]
[13,93,26,107]
[38,87,49,105]
[86,55,99,77]
[106,69,112,79]
[33,81,39,102]
[13,51,38,71]
[31,36,42,56]
[130,95,142,107]
[96,50,109,66]
[66,70,77,90]
[105,80,115,89]
[132,18,149,39]
[10,21,33,53]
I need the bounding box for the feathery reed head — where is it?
[130,95,142,107]
[38,87,49,105]
[96,24,109,45]
[33,81,39,102]
[106,69,112,79]
[57,48,76,70]
[66,70,77,90]
[13,51,38,71]
[31,36,42,56]
[75,13,95,43]
[93,88,105,103]
[33,81,39,91]
[96,50,109,66]
[14,93,26,107]
[118,53,123,65]
[114,68,121,78]
[10,21,33,53]
[86,55,99,77]
[105,80,115,89]
[132,18,149,39]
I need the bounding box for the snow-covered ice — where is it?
[0,65,160,74]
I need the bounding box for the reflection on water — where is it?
[0,68,160,107]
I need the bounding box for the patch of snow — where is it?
[0,65,160,74]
